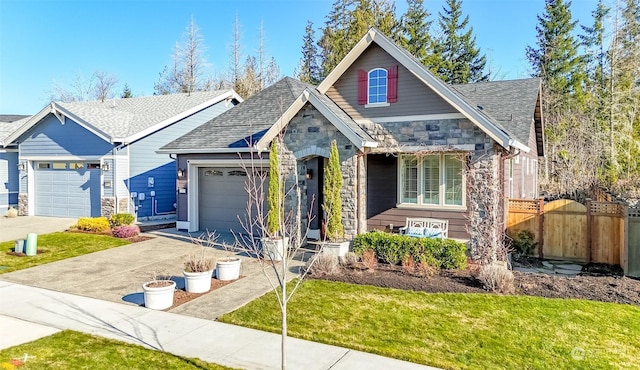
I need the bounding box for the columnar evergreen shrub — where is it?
[266,140,281,236]
[352,230,467,270]
[323,140,344,241]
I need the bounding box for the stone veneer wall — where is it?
[118,197,130,215]
[101,197,115,218]
[18,193,28,216]
[282,103,359,239]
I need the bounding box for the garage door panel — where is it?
[35,164,101,217]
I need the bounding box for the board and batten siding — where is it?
[128,102,236,217]
[18,115,112,157]
[0,151,19,211]
[326,44,458,120]
[102,158,115,197]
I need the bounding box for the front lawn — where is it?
[219,279,640,369]
[0,232,129,274]
[0,330,234,369]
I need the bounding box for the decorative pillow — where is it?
[424,227,442,238]
[406,226,422,236]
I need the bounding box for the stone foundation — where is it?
[101,197,116,218]
[18,193,28,216]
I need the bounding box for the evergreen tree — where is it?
[296,21,321,85]
[318,0,353,77]
[322,140,344,241]
[398,0,432,65]
[432,0,487,83]
[121,83,133,98]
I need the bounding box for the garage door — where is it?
[35,162,101,217]
[198,167,253,234]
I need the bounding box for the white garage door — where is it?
[35,162,101,217]
[198,167,251,234]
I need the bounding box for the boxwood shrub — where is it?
[352,230,467,270]
[75,217,111,233]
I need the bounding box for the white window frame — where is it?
[365,68,390,107]
[508,158,514,198]
[397,154,466,209]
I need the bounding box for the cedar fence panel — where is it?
[507,198,628,267]
[628,206,640,278]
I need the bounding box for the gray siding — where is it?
[0,151,18,211]
[128,102,235,217]
[102,158,115,197]
[19,115,113,157]
[327,44,458,120]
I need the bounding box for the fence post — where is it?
[586,198,592,263]
[538,197,544,259]
[623,204,629,275]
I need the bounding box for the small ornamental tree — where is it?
[323,140,344,241]
[266,140,282,237]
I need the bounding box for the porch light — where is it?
[305,169,313,180]
[17,162,25,171]
[177,168,185,178]
[101,163,110,171]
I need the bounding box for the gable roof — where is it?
[0,116,30,147]
[3,90,242,147]
[317,28,532,153]
[160,77,376,153]
[453,78,544,155]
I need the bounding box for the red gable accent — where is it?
[358,69,367,105]
[388,65,398,103]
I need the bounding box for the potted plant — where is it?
[322,140,350,257]
[262,140,288,261]
[183,249,214,293]
[193,230,241,281]
[142,273,175,310]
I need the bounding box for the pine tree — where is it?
[296,21,321,85]
[318,0,353,77]
[432,0,487,83]
[121,83,133,98]
[398,0,432,65]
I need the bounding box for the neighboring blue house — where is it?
[0,115,30,213]
[2,91,241,218]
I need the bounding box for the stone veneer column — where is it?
[118,197,130,214]
[18,193,28,216]
[101,197,116,218]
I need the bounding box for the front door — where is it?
[304,157,324,231]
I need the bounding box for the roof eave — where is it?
[3,103,54,145]
[156,147,253,154]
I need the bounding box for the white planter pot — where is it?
[216,258,241,281]
[261,237,289,261]
[142,280,176,310]
[323,241,350,257]
[183,270,213,293]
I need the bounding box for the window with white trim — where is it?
[399,154,465,207]
[368,68,387,104]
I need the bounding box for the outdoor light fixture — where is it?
[177,168,185,178]
[305,169,313,180]
[101,163,110,171]
[17,162,25,171]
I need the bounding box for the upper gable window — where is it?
[368,68,388,104]
[358,65,398,107]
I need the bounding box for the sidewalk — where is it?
[0,282,437,369]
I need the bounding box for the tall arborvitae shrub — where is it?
[267,140,281,236]
[323,140,344,241]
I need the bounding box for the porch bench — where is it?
[399,217,449,239]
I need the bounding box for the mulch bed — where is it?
[310,262,640,306]
[6,249,48,257]
[170,276,244,309]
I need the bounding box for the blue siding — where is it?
[103,158,115,197]
[19,115,112,157]
[0,151,18,211]
[127,102,235,217]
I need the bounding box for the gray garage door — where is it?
[198,167,254,234]
[35,162,101,217]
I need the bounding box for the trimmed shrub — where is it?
[478,263,515,294]
[75,217,110,232]
[5,207,18,218]
[352,230,467,270]
[110,213,135,227]
[511,229,537,257]
[112,225,140,238]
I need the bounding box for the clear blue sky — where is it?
[0,0,597,115]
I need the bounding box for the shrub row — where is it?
[352,230,467,270]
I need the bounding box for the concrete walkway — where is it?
[0,282,435,369]
[0,216,77,243]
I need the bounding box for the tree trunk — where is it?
[281,279,287,370]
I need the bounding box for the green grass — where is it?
[219,279,640,370]
[0,330,234,369]
[0,232,129,274]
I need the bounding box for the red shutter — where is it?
[358,69,367,105]
[388,65,398,103]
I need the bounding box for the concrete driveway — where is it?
[0,216,77,243]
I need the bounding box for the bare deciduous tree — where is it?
[50,71,118,103]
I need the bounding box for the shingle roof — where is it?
[0,115,29,123]
[0,116,30,145]
[452,78,541,145]
[162,78,304,150]
[56,90,233,139]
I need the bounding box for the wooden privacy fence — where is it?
[628,206,640,277]
[506,198,627,266]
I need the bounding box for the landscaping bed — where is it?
[311,261,640,306]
